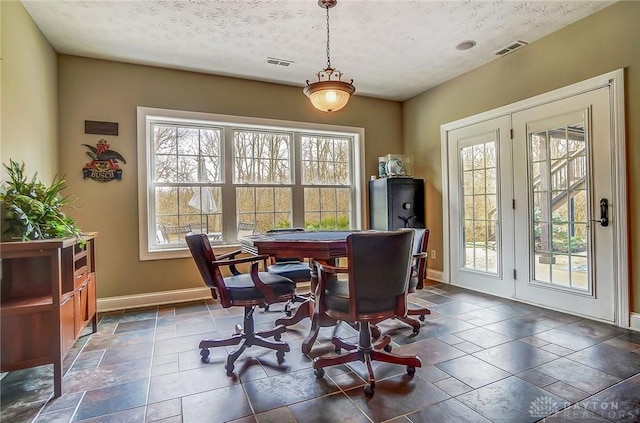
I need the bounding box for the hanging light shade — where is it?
[304,0,355,112]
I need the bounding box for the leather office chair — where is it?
[265,227,312,316]
[186,233,296,375]
[312,230,422,397]
[330,229,431,338]
[398,228,431,334]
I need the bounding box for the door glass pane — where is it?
[529,123,589,290]
[459,141,498,274]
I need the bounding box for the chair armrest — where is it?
[249,262,278,304]
[314,259,349,298]
[213,254,269,266]
[412,252,428,290]
[213,254,270,276]
[216,249,243,260]
[315,260,348,275]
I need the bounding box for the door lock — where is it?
[590,198,609,227]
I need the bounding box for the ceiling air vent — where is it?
[494,40,528,56]
[265,57,294,67]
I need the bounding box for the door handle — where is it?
[598,198,609,227]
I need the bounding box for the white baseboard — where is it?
[97,287,212,312]
[426,269,444,283]
[98,272,446,313]
[630,313,640,332]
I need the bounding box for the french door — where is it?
[446,116,514,298]
[512,88,614,321]
[444,79,622,322]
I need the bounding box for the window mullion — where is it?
[222,126,236,239]
[292,132,305,228]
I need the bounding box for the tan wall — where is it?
[57,56,402,298]
[8,0,636,311]
[404,1,640,311]
[1,1,58,182]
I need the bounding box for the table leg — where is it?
[301,262,340,354]
[301,304,338,355]
[275,298,312,326]
[271,256,342,355]
[302,302,323,354]
[275,259,317,326]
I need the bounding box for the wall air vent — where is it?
[265,57,294,67]
[494,40,528,56]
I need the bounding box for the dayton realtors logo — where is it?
[530,396,638,420]
[529,396,560,418]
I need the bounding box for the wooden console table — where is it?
[1,233,98,397]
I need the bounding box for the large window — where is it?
[137,107,365,260]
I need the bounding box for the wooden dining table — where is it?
[240,230,362,354]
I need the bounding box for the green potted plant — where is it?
[0,159,82,242]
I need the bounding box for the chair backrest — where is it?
[345,230,414,321]
[160,224,193,243]
[409,228,430,291]
[186,233,230,307]
[267,227,306,263]
[266,227,305,234]
[237,221,256,240]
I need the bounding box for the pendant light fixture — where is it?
[303,0,355,112]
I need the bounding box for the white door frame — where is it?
[440,69,628,327]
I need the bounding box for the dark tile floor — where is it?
[2,282,640,423]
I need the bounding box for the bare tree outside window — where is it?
[302,135,351,230]
[140,109,360,257]
[152,123,223,244]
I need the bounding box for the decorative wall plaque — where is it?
[82,139,126,182]
[84,120,118,136]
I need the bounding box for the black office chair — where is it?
[186,233,296,375]
[265,227,312,316]
[336,229,431,338]
[312,230,422,397]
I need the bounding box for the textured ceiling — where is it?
[21,0,615,101]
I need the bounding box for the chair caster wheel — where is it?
[383,344,392,353]
[276,350,286,364]
[364,383,375,397]
[419,315,426,322]
[407,366,416,376]
[285,310,292,317]
[334,346,341,354]
[200,348,210,363]
[263,304,270,311]
[412,327,420,335]
[314,368,325,379]
[274,333,282,342]
[234,324,242,335]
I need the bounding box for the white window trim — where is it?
[137,106,366,261]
